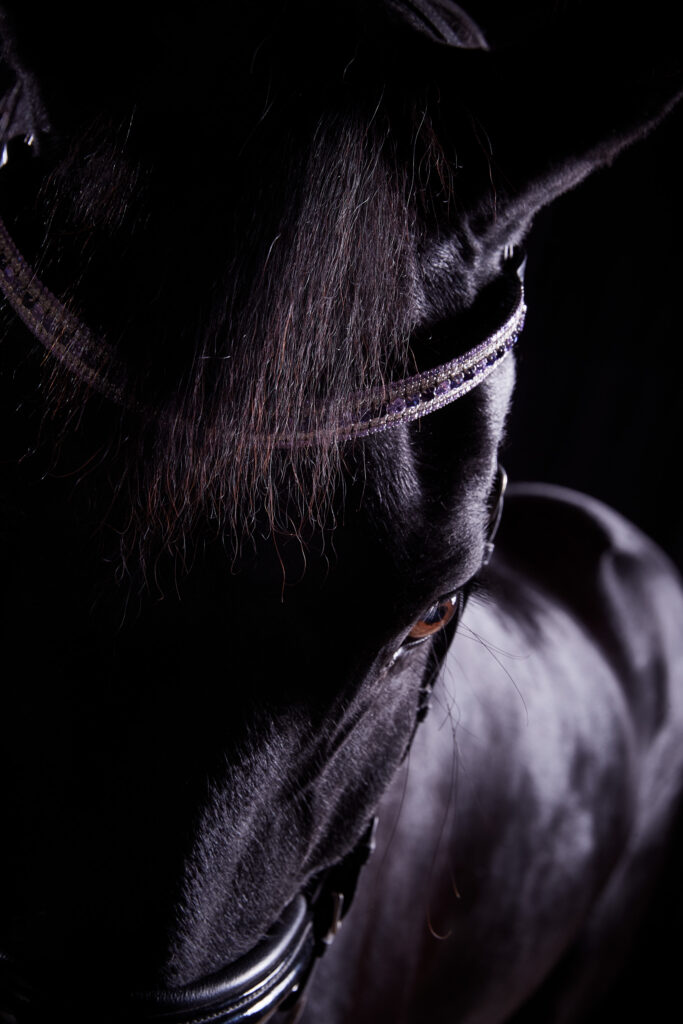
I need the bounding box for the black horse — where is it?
[1,3,682,1021]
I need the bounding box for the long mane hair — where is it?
[1,5,478,577]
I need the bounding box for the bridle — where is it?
[127,818,380,1024]
[0,819,378,1024]
[0,132,517,1023]
[0,134,525,445]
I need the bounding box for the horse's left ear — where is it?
[417,3,683,264]
[0,9,50,150]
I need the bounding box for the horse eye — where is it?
[405,593,460,644]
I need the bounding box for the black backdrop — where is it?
[502,97,683,1018]
[505,99,683,575]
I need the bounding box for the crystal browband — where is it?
[322,288,525,442]
[0,204,525,444]
[0,212,130,403]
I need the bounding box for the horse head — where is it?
[1,2,681,1019]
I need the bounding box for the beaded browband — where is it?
[0,141,525,443]
[0,211,129,403]
[328,285,525,441]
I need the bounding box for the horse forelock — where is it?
[9,47,484,581]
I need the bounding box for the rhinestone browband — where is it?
[0,211,129,404]
[320,287,525,442]
[1,150,525,444]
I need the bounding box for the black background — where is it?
[505,99,683,575]
[502,96,683,1018]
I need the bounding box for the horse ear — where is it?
[384,0,489,49]
[422,4,683,261]
[0,9,50,149]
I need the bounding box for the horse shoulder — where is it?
[304,486,683,1023]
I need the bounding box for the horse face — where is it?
[153,363,515,984]
[1,0,681,1008]
[0,300,515,993]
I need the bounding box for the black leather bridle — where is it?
[0,817,377,1024]
[129,815,379,1024]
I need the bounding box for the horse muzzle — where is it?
[0,819,377,1024]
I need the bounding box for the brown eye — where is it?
[405,593,461,644]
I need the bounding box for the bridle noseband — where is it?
[129,815,379,1024]
[0,819,378,1024]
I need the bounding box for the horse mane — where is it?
[2,11,479,579]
